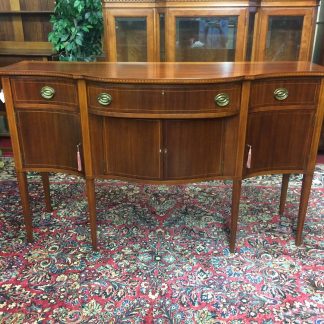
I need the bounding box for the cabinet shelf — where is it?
[0,46,54,57]
[0,0,55,156]
[0,11,53,14]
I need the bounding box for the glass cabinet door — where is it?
[166,9,247,62]
[253,9,314,61]
[104,9,156,62]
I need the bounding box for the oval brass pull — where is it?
[214,93,230,107]
[97,93,112,106]
[274,88,288,101]
[40,86,55,100]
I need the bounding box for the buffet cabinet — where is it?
[1,61,324,252]
[102,0,319,62]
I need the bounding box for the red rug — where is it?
[0,160,323,322]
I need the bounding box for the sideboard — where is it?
[1,61,324,252]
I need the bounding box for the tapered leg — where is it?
[86,178,98,250]
[40,172,52,212]
[229,180,242,253]
[279,174,290,215]
[16,171,33,243]
[296,174,313,246]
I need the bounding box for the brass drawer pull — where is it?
[214,93,230,107]
[40,86,55,100]
[274,88,288,101]
[97,93,112,106]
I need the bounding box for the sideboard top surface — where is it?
[1,61,324,83]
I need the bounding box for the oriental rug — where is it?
[0,158,323,323]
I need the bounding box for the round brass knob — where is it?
[214,93,230,107]
[97,93,112,106]
[274,88,288,101]
[40,86,55,100]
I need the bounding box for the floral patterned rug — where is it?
[0,158,323,323]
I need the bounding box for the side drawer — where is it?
[87,82,241,115]
[250,78,321,110]
[11,77,78,109]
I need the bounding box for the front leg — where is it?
[16,171,33,243]
[279,174,290,216]
[86,178,98,250]
[295,174,313,246]
[229,180,242,253]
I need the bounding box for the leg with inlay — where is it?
[86,178,98,250]
[40,172,52,212]
[279,174,290,216]
[16,171,33,242]
[296,174,313,246]
[229,180,242,253]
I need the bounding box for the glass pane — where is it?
[115,17,147,62]
[160,14,165,61]
[175,16,238,62]
[265,16,304,61]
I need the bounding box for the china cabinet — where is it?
[102,0,319,63]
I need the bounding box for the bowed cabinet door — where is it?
[10,76,83,173]
[89,116,162,181]
[163,118,238,181]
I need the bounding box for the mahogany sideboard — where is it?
[1,61,324,252]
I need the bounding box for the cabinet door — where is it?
[165,8,247,62]
[90,117,162,180]
[245,110,315,175]
[253,8,315,61]
[104,9,156,62]
[16,110,82,172]
[163,118,238,180]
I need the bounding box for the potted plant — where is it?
[48,0,103,62]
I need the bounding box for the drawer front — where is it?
[88,84,164,112]
[87,83,241,114]
[163,84,241,113]
[250,78,321,110]
[11,77,78,108]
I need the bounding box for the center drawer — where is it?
[87,82,241,115]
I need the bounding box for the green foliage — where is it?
[48,0,103,61]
